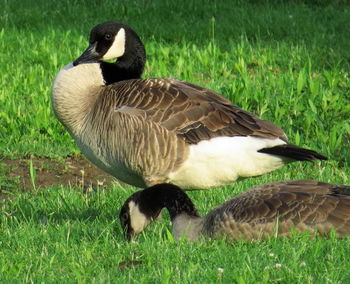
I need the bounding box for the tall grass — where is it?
[1,0,350,282]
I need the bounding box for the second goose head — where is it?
[73,21,146,82]
[119,184,200,241]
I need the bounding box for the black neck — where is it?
[100,30,146,85]
[138,184,200,221]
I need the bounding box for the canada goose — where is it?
[52,21,326,189]
[119,180,350,241]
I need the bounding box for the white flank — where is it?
[102,28,126,60]
[128,201,150,234]
[168,136,287,189]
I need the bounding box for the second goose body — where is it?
[52,22,326,189]
[119,180,350,241]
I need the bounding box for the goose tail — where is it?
[258,144,327,161]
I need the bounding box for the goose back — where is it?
[106,78,287,144]
[203,180,350,240]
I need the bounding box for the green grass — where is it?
[1,0,350,282]
[1,0,349,159]
[2,172,350,283]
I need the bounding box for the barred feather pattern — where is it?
[203,180,350,239]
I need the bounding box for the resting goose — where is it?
[119,181,350,241]
[52,21,326,189]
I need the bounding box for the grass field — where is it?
[1,0,350,282]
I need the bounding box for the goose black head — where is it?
[119,184,199,241]
[73,21,145,68]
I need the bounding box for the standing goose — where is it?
[119,181,350,241]
[52,21,326,189]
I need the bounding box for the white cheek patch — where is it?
[102,28,126,60]
[128,201,150,234]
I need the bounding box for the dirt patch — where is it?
[0,156,116,199]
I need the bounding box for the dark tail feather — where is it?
[258,144,327,161]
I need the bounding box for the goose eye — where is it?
[121,212,129,225]
[104,34,112,40]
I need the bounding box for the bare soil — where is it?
[0,156,116,200]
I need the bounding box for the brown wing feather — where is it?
[204,180,350,239]
[107,78,287,144]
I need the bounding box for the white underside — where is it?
[168,136,287,189]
